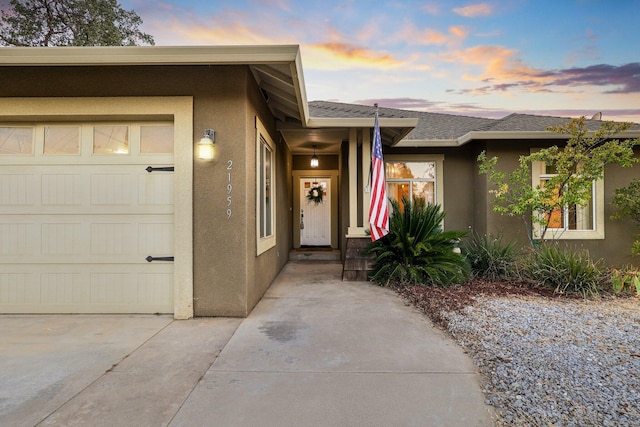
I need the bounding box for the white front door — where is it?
[300,178,331,246]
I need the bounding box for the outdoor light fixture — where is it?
[197,129,216,161]
[310,145,319,168]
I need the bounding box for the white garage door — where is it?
[0,122,175,313]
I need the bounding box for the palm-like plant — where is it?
[367,196,469,287]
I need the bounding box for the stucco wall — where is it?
[192,69,251,317]
[385,146,477,234]
[245,73,293,315]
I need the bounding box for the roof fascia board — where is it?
[458,130,640,146]
[0,45,301,66]
[307,117,419,128]
[396,139,459,147]
[398,129,640,148]
[291,50,309,126]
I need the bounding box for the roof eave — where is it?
[0,45,303,66]
[458,129,640,145]
[307,117,419,128]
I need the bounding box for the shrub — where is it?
[461,233,519,280]
[609,266,640,295]
[367,196,469,287]
[524,244,605,297]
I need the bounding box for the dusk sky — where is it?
[129,1,638,122]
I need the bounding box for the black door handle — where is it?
[146,166,174,173]
[146,256,175,262]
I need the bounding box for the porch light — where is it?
[197,129,216,161]
[310,145,319,168]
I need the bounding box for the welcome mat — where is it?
[297,246,333,252]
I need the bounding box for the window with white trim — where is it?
[532,160,604,239]
[256,118,276,255]
[384,155,444,210]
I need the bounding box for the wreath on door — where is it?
[307,185,324,205]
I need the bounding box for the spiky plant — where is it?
[461,232,519,280]
[367,196,469,287]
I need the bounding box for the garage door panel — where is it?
[0,173,36,206]
[0,264,172,313]
[138,173,173,205]
[1,165,172,215]
[0,215,172,262]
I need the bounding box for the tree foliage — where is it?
[611,179,640,255]
[478,117,639,243]
[0,0,154,46]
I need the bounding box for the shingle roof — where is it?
[309,101,495,140]
[309,101,640,141]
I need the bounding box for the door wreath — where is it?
[307,185,324,205]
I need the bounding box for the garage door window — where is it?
[141,125,174,154]
[0,127,33,155]
[93,126,129,155]
[44,126,80,155]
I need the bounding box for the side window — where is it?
[256,118,276,255]
[532,160,604,239]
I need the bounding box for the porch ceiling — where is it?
[278,118,419,155]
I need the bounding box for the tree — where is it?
[611,179,640,255]
[0,0,154,46]
[478,117,639,244]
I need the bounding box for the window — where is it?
[532,160,604,239]
[93,126,129,154]
[141,125,174,154]
[44,126,80,154]
[384,155,444,211]
[256,118,276,255]
[0,127,33,155]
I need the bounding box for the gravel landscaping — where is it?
[399,281,640,426]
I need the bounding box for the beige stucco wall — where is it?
[2,64,292,316]
[245,73,293,315]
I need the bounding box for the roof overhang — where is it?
[396,130,640,148]
[0,45,309,127]
[279,117,419,154]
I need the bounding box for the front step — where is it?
[289,249,341,262]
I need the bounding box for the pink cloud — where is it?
[453,3,493,17]
[307,42,404,68]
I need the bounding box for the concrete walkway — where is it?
[1,261,494,427]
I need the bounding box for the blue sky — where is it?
[129,1,638,121]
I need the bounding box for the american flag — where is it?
[369,107,389,241]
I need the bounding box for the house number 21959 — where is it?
[226,160,233,219]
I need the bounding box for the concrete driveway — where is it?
[1,261,494,426]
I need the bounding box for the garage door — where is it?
[0,122,175,313]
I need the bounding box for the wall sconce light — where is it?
[310,145,319,168]
[197,129,216,161]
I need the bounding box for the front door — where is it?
[300,178,331,246]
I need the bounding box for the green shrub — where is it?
[461,233,519,280]
[609,266,640,295]
[367,196,469,287]
[524,244,605,297]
